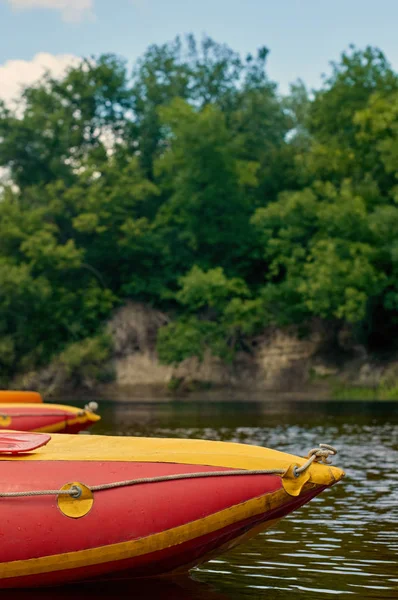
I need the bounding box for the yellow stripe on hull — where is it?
[0,489,288,580]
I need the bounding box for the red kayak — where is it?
[0,400,100,433]
[0,432,344,589]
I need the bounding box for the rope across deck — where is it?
[0,444,337,500]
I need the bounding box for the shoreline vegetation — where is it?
[2,37,398,399]
[51,385,398,403]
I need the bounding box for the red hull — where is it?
[1,460,328,588]
[0,404,100,433]
[0,433,344,588]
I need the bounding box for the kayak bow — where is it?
[0,432,344,588]
[0,401,100,433]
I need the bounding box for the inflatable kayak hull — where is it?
[0,433,344,588]
[0,403,100,433]
[0,391,43,404]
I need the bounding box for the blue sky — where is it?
[1,0,398,102]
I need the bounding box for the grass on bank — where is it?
[332,384,398,400]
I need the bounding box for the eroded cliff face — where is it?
[100,303,337,395]
[108,303,172,389]
[15,302,396,399]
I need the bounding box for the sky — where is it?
[1,0,398,104]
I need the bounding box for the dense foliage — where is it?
[1,37,398,380]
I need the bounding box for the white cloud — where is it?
[5,0,94,23]
[0,52,81,106]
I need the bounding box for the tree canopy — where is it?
[1,38,398,381]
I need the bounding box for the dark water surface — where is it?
[20,399,398,599]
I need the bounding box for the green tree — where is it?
[309,46,398,145]
[252,181,385,330]
[155,99,255,278]
[157,267,267,365]
[4,38,398,380]
[0,55,133,189]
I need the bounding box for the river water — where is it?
[19,399,398,600]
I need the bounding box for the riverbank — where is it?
[14,302,398,401]
[57,385,334,403]
[52,382,398,403]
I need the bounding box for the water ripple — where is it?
[95,399,398,599]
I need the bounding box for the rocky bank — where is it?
[15,302,398,400]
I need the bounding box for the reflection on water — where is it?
[30,399,398,599]
[7,575,229,600]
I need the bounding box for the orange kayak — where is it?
[0,391,43,404]
[0,432,344,588]
[0,401,100,434]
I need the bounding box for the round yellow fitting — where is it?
[57,482,94,518]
